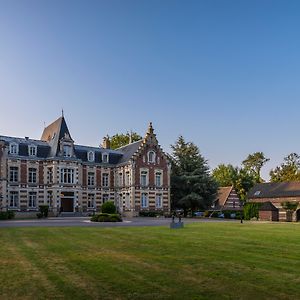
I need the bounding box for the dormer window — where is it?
[28,145,37,156]
[63,145,72,157]
[87,151,95,162]
[102,153,109,163]
[9,143,18,155]
[148,151,156,163]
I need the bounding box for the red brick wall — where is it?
[259,210,279,221]
[134,145,168,187]
[96,167,101,187]
[21,161,27,183]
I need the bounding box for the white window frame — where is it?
[87,193,95,208]
[155,170,163,187]
[63,145,72,157]
[155,193,163,208]
[88,172,95,186]
[87,151,95,162]
[141,193,148,208]
[9,191,19,208]
[28,192,37,208]
[102,153,109,163]
[28,167,37,184]
[118,172,123,187]
[102,173,109,187]
[9,166,19,182]
[140,169,149,187]
[125,171,130,186]
[9,143,18,155]
[60,168,75,184]
[28,145,37,156]
[102,194,109,203]
[148,150,156,163]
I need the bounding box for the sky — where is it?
[1,0,300,180]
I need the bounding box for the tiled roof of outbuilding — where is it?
[216,186,233,206]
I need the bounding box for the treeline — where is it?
[110,132,300,212]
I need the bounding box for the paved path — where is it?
[0,217,238,228]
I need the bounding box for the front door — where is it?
[61,198,74,212]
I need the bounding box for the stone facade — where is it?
[0,116,171,217]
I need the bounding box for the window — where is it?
[102,173,109,187]
[102,194,109,203]
[47,167,53,184]
[148,151,156,163]
[125,171,130,186]
[9,167,19,182]
[28,168,37,183]
[125,193,130,209]
[60,168,74,184]
[88,194,95,208]
[102,153,109,163]
[28,192,37,208]
[155,171,162,187]
[141,193,148,208]
[254,191,261,196]
[156,194,162,208]
[63,145,72,157]
[9,143,18,155]
[87,151,95,162]
[140,170,148,187]
[9,191,19,208]
[118,173,123,187]
[88,172,95,186]
[28,145,37,156]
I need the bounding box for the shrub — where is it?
[91,213,122,222]
[37,205,49,219]
[0,211,15,220]
[243,203,262,220]
[101,201,116,214]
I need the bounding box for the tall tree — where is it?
[110,132,142,150]
[212,164,257,201]
[242,152,269,182]
[171,136,218,215]
[270,153,300,182]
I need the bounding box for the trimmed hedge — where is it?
[0,211,15,220]
[37,205,49,219]
[91,213,122,222]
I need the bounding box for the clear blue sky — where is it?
[1,0,300,179]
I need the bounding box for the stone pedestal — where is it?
[170,221,184,229]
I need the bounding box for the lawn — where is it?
[1,223,300,300]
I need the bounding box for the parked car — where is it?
[193,211,204,217]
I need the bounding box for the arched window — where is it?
[87,151,95,162]
[148,151,156,163]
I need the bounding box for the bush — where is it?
[0,211,15,220]
[243,203,262,220]
[91,213,122,222]
[37,205,49,219]
[101,201,116,214]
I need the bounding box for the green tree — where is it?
[170,136,218,215]
[212,164,257,201]
[270,153,300,182]
[281,201,299,222]
[110,132,142,150]
[242,152,269,182]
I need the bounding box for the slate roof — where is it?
[248,182,300,199]
[216,186,234,206]
[116,140,143,164]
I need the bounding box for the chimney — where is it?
[102,136,110,149]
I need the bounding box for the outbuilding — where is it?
[259,202,279,221]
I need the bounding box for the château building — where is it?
[0,116,171,217]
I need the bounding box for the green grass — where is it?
[1,223,300,300]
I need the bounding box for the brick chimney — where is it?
[102,136,110,149]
